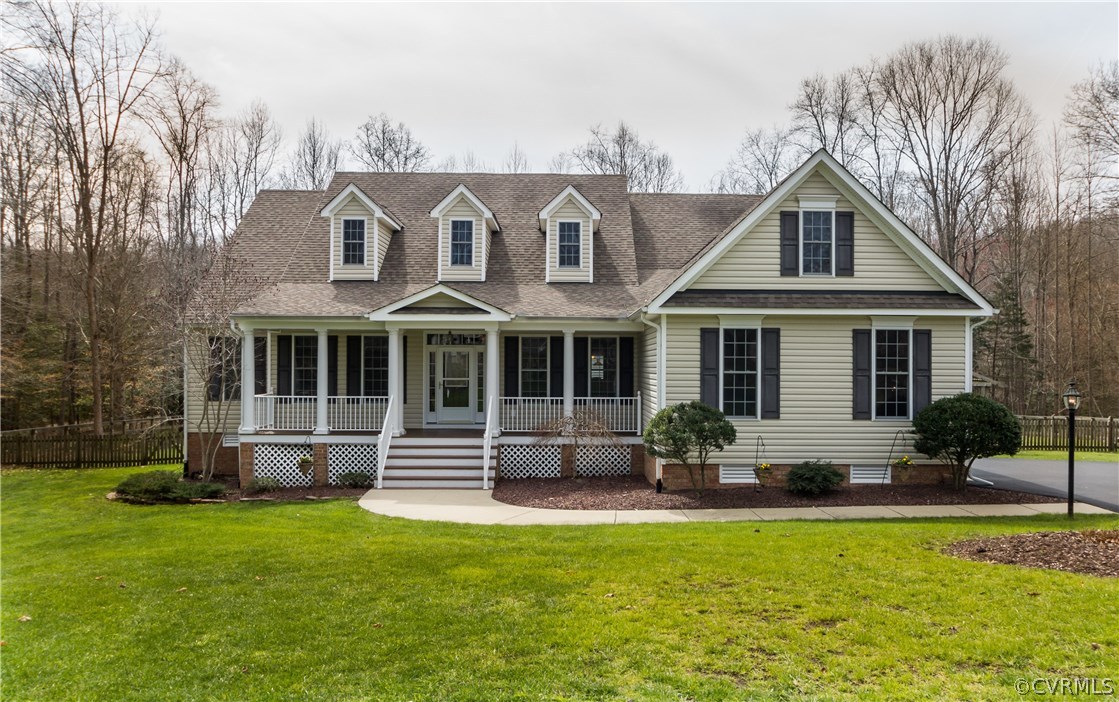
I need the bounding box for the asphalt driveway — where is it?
[971,456,1119,512]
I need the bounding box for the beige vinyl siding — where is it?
[403,330,423,428]
[639,324,659,425]
[184,332,242,433]
[406,293,476,309]
[440,197,485,282]
[690,171,943,291]
[664,314,967,464]
[548,199,592,283]
[376,219,393,276]
[332,195,377,281]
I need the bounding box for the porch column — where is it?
[486,328,499,434]
[314,328,329,434]
[239,325,255,434]
[563,328,575,416]
[388,327,402,436]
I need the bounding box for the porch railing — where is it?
[252,395,388,432]
[498,395,642,433]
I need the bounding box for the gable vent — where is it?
[849,466,891,484]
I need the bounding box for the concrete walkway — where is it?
[358,489,1116,525]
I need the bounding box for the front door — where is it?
[437,349,475,423]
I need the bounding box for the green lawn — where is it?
[3,468,1117,702]
[996,449,1118,463]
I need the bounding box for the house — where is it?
[184,150,993,489]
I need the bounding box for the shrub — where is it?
[643,401,736,495]
[786,460,844,496]
[913,393,1021,491]
[336,471,372,488]
[244,476,282,494]
[115,471,225,503]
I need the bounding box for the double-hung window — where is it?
[721,328,758,418]
[801,210,833,275]
[519,337,549,398]
[558,221,581,268]
[362,336,389,397]
[589,337,617,397]
[293,336,318,397]
[342,219,366,266]
[450,220,474,266]
[207,336,242,401]
[875,329,910,419]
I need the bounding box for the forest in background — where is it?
[2,1,1116,432]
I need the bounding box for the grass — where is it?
[3,467,1118,702]
[995,449,1118,463]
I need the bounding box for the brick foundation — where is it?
[629,444,645,476]
[186,432,240,478]
[654,462,953,491]
[313,443,329,487]
[238,441,254,487]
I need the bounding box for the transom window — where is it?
[722,328,758,418]
[588,337,617,397]
[519,337,549,398]
[875,329,910,419]
[801,210,833,275]
[558,221,581,268]
[293,336,318,397]
[342,219,366,266]
[362,336,389,397]
[450,220,474,266]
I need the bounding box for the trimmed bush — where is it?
[786,460,844,496]
[643,401,736,495]
[244,477,282,494]
[913,393,1022,491]
[115,471,225,503]
[336,471,373,488]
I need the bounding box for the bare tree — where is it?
[1065,61,1119,165]
[790,71,864,167]
[280,118,340,189]
[712,125,797,194]
[565,121,684,192]
[502,142,530,174]
[437,150,492,173]
[350,112,431,172]
[202,100,282,242]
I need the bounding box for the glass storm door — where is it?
[437,349,474,423]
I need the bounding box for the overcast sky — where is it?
[136,1,1117,191]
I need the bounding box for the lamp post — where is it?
[1062,381,1081,518]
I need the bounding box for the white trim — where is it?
[538,185,602,230]
[717,314,766,326]
[555,219,583,269]
[339,216,368,268]
[447,218,476,269]
[658,315,666,411]
[655,307,981,317]
[328,217,335,282]
[870,327,913,422]
[429,184,499,231]
[647,150,994,315]
[319,183,402,230]
[870,316,916,329]
[437,217,443,281]
[367,284,512,322]
[373,219,380,282]
[717,324,761,421]
[797,195,838,209]
[797,208,836,278]
[238,433,389,445]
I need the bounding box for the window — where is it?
[722,328,758,418]
[207,336,241,401]
[342,219,366,266]
[520,337,549,398]
[875,329,910,419]
[293,336,317,397]
[362,336,389,397]
[450,220,473,266]
[801,210,833,275]
[558,221,581,268]
[588,337,617,397]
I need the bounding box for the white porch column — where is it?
[239,325,255,433]
[314,328,329,434]
[563,328,575,416]
[486,327,499,434]
[388,327,402,436]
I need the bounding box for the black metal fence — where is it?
[1,418,183,468]
[1018,415,1117,452]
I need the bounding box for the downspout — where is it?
[640,311,665,492]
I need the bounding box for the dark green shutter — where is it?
[573,337,588,397]
[852,329,872,420]
[760,328,780,419]
[836,211,854,276]
[254,336,267,396]
[549,336,564,397]
[913,329,932,415]
[346,336,362,396]
[618,336,634,397]
[503,335,519,397]
[700,328,720,408]
[277,335,292,396]
[327,335,338,396]
[780,211,799,276]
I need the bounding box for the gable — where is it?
[688,170,943,292]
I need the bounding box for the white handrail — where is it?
[375,395,395,489]
[482,395,495,490]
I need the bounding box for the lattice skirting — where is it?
[253,444,314,487]
[500,445,561,479]
[576,445,632,477]
[327,444,377,485]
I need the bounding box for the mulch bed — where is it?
[491,475,1063,511]
[945,530,1119,578]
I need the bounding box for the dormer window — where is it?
[450,219,474,266]
[558,221,581,268]
[342,218,366,266]
[800,210,834,275]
